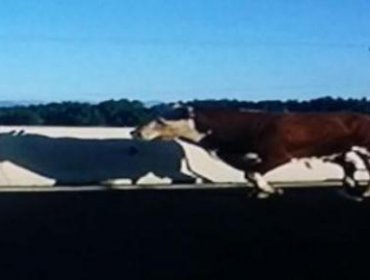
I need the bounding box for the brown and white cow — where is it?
[131,106,370,200]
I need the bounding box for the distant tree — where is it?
[0,97,369,126]
[0,108,43,125]
[35,102,104,126]
[97,99,152,126]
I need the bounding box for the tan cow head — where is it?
[131,105,206,143]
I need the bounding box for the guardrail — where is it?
[0,126,368,188]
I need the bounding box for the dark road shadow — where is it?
[0,188,367,279]
[0,131,196,185]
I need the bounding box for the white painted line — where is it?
[0,180,367,192]
[0,186,108,192]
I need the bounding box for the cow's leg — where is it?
[325,151,364,201]
[339,153,364,200]
[218,151,287,198]
[175,139,213,183]
[249,155,291,197]
[353,148,370,197]
[245,172,283,199]
[181,156,212,183]
[245,172,274,199]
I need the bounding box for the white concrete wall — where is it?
[0,126,368,187]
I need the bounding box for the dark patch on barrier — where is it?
[0,132,197,185]
[127,145,139,156]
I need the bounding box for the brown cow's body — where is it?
[194,110,370,174]
[132,106,370,200]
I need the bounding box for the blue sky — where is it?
[0,0,369,102]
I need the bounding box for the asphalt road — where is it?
[0,187,369,279]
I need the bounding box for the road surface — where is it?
[0,186,369,279]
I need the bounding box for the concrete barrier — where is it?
[0,126,368,187]
[0,188,366,278]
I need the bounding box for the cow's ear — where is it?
[187,106,195,118]
[172,102,184,109]
[157,118,167,125]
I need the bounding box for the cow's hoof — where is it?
[362,189,370,198]
[342,185,368,201]
[337,189,364,202]
[256,192,271,199]
[248,190,272,199]
[248,188,282,199]
[275,188,284,195]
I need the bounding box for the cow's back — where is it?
[350,113,370,146]
[276,112,370,156]
[195,109,370,157]
[194,110,280,152]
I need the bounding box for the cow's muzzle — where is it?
[130,130,141,139]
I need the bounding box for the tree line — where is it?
[0,96,369,126]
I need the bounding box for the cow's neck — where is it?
[178,118,209,144]
[180,113,217,148]
[190,109,267,152]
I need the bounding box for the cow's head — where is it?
[131,105,206,142]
